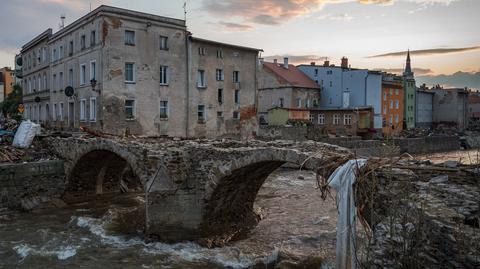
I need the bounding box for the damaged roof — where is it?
[263,62,320,89]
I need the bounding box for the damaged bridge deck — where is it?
[47,136,352,242]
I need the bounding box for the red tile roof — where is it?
[263,62,319,89]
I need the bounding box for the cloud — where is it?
[218,21,253,31]
[264,54,329,64]
[367,46,480,58]
[200,0,458,28]
[317,13,354,21]
[375,67,434,75]
[417,71,480,90]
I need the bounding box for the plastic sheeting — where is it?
[328,159,367,269]
[12,120,41,148]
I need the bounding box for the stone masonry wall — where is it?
[0,160,65,210]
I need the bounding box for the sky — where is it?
[0,0,479,89]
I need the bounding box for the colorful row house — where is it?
[382,74,404,136]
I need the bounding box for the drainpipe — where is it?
[185,32,191,138]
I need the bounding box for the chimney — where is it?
[273,59,278,64]
[283,57,289,69]
[323,60,330,67]
[341,57,348,69]
[310,62,315,66]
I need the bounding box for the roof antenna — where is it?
[59,14,66,29]
[183,1,187,22]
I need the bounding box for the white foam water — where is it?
[74,215,278,269]
[13,243,77,260]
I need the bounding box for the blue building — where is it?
[298,58,383,132]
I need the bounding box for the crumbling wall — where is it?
[0,160,65,210]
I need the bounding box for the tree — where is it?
[0,84,23,121]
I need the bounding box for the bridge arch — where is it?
[65,142,146,197]
[200,147,348,244]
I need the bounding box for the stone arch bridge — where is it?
[47,136,352,242]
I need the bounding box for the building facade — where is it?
[0,67,15,102]
[297,59,383,132]
[416,86,434,128]
[431,86,469,130]
[468,92,480,130]
[403,50,416,129]
[382,74,404,136]
[310,107,374,137]
[258,58,321,124]
[18,5,260,139]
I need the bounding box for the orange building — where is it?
[381,74,404,136]
[0,67,15,100]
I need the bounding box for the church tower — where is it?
[403,49,416,129]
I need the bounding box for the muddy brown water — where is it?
[0,168,337,269]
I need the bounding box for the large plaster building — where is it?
[298,59,383,133]
[18,5,261,139]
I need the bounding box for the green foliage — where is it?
[0,84,23,121]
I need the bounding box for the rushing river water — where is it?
[0,167,337,269]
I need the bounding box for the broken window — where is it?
[218,88,223,104]
[125,30,135,45]
[198,105,206,122]
[160,65,168,85]
[125,100,135,120]
[233,111,240,120]
[160,101,168,119]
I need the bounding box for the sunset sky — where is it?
[1,0,479,88]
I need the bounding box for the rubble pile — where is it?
[354,157,480,268]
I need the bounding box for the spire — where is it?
[404,49,413,77]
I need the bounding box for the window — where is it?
[159,65,168,85]
[279,98,284,108]
[217,111,223,118]
[383,106,387,114]
[59,72,64,89]
[53,103,57,121]
[125,30,135,45]
[90,98,96,122]
[395,115,399,124]
[59,46,64,58]
[306,99,311,108]
[160,101,168,119]
[395,89,399,95]
[80,35,86,49]
[125,100,135,119]
[216,69,224,81]
[233,111,240,119]
[309,114,314,122]
[68,69,74,87]
[395,100,399,109]
[53,49,57,61]
[43,73,47,89]
[383,92,387,101]
[344,114,352,125]
[233,71,240,83]
[90,61,96,81]
[216,50,223,58]
[52,74,57,91]
[90,30,96,46]
[390,89,393,95]
[327,70,333,75]
[314,69,318,76]
[80,64,86,85]
[59,102,64,121]
[296,98,302,108]
[125,63,135,83]
[69,40,74,55]
[234,90,240,104]
[217,88,223,104]
[198,47,207,55]
[389,115,393,125]
[80,99,86,121]
[318,114,325,125]
[329,81,333,87]
[198,105,206,122]
[160,36,168,50]
[197,70,206,87]
[37,76,41,90]
[333,114,340,125]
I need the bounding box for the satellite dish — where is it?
[65,86,74,97]
[34,96,41,103]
